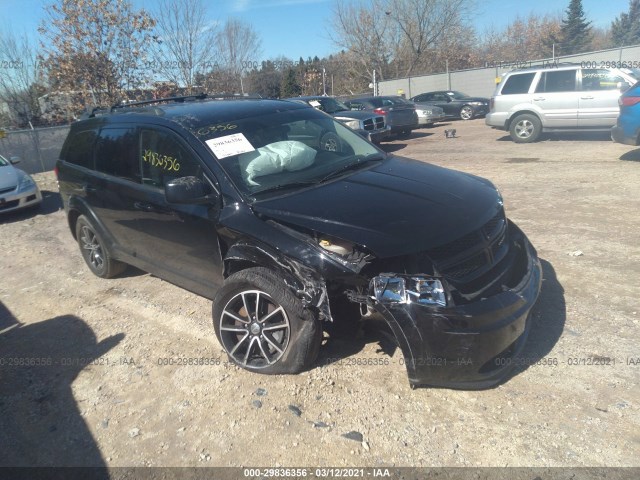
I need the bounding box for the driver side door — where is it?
[132,127,223,299]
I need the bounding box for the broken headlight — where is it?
[371,275,446,307]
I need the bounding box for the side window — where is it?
[140,129,202,189]
[501,73,536,94]
[433,93,448,101]
[535,70,577,93]
[63,130,97,168]
[581,69,624,91]
[95,127,140,182]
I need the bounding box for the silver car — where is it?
[486,63,638,142]
[0,155,42,213]
[414,104,445,127]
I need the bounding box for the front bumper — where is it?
[611,125,639,145]
[369,226,542,389]
[0,185,42,214]
[360,126,391,144]
[417,113,446,126]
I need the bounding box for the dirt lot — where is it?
[1,120,639,470]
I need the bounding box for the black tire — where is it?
[396,129,412,139]
[75,215,127,278]
[213,267,322,374]
[460,105,474,120]
[320,132,342,152]
[509,113,542,143]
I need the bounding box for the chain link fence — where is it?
[0,125,69,174]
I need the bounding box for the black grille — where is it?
[427,209,507,282]
[0,186,16,195]
[0,200,19,210]
[362,116,386,131]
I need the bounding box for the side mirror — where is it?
[619,81,632,92]
[9,156,21,164]
[165,176,217,205]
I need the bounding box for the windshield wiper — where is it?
[251,181,318,197]
[318,154,385,183]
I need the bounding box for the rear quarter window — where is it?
[62,130,97,169]
[500,73,536,95]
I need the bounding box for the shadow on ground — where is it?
[619,148,640,161]
[0,301,122,471]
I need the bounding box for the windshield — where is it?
[0,155,9,167]
[449,91,470,99]
[308,97,350,114]
[195,107,382,199]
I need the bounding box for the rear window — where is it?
[95,128,140,182]
[501,73,536,95]
[63,130,97,168]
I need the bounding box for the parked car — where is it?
[56,94,541,388]
[611,80,640,145]
[414,104,446,127]
[486,63,638,143]
[0,154,42,214]
[342,96,419,138]
[287,96,390,144]
[410,91,489,120]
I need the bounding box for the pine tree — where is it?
[280,68,301,98]
[611,0,640,46]
[559,0,592,54]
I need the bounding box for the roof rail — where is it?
[110,93,208,111]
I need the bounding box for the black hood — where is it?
[252,156,501,258]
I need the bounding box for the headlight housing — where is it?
[17,173,36,193]
[335,117,361,130]
[371,274,447,307]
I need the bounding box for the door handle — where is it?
[134,201,156,212]
[134,201,172,215]
[82,184,97,193]
[580,96,594,100]
[533,97,545,101]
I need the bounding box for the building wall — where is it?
[379,45,640,98]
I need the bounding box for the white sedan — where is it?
[0,155,42,214]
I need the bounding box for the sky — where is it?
[0,0,632,62]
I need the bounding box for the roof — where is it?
[73,97,310,132]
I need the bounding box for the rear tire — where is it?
[509,113,542,143]
[75,215,127,278]
[213,267,322,374]
[397,129,412,139]
[460,105,474,120]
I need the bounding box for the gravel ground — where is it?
[0,119,638,469]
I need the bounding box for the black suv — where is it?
[56,95,541,388]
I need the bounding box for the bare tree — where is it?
[330,0,475,82]
[0,30,44,127]
[38,0,156,114]
[212,18,262,93]
[151,0,218,93]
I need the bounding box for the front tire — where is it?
[213,267,322,374]
[320,132,342,152]
[509,113,542,143]
[75,215,127,278]
[460,105,474,120]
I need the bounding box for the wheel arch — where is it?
[505,110,541,130]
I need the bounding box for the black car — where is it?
[410,90,490,120]
[56,94,541,388]
[342,96,419,138]
[287,96,390,144]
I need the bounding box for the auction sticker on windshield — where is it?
[206,133,255,159]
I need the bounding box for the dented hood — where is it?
[251,155,502,258]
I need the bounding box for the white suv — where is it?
[485,63,637,142]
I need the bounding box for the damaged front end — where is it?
[362,222,542,389]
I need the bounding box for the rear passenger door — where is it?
[578,69,625,127]
[133,127,223,298]
[532,69,579,127]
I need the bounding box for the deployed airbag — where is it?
[238,141,316,186]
